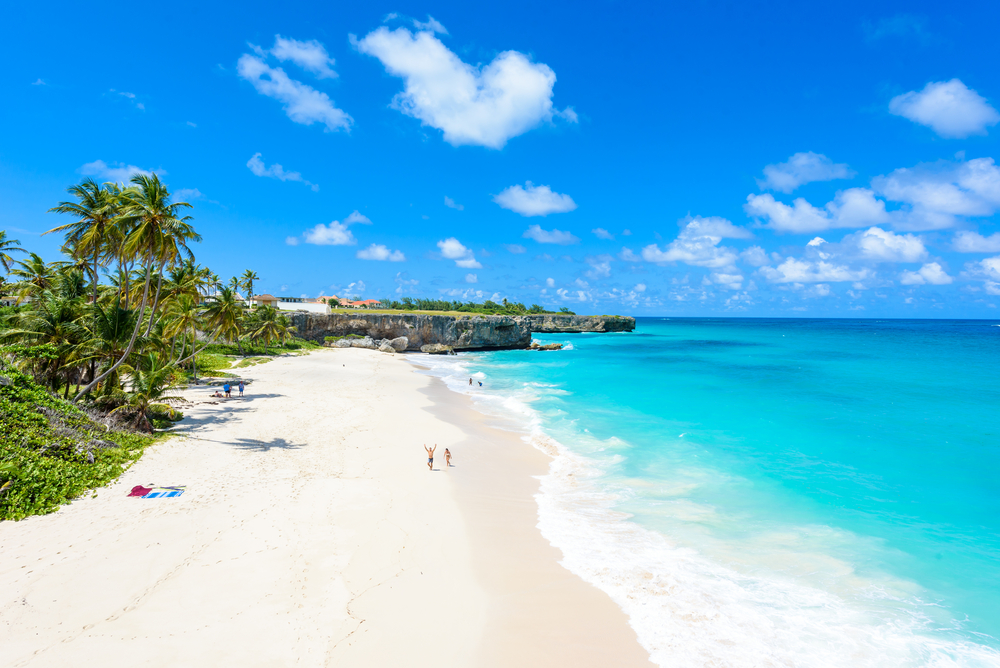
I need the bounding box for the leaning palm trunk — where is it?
[74,265,153,401]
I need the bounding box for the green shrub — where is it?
[0,364,154,521]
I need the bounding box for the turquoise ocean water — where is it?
[418,318,1000,667]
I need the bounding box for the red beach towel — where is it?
[128,485,153,497]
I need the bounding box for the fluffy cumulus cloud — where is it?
[745,188,889,233]
[437,237,482,268]
[357,244,405,261]
[740,245,770,267]
[592,227,614,240]
[79,159,163,183]
[889,79,1000,138]
[237,38,352,132]
[270,36,338,79]
[494,182,577,216]
[247,153,318,191]
[840,227,927,262]
[444,196,464,210]
[758,152,855,193]
[900,262,953,285]
[759,258,871,283]
[522,224,579,245]
[642,216,752,269]
[953,230,1000,253]
[354,27,572,148]
[584,255,613,280]
[293,210,372,246]
[301,221,355,245]
[872,158,1000,230]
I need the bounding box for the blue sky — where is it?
[4,0,1000,317]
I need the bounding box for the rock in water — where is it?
[529,341,563,351]
[420,343,454,355]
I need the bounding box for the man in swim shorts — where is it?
[424,444,436,470]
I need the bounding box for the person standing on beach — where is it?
[469,378,472,385]
[238,380,245,397]
[424,444,436,470]
[223,383,231,398]
[445,448,452,468]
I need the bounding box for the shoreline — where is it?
[410,360,653,667]
[0,348,652,667]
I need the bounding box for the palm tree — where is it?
[240,269,259,309]
[46,179,119,310]
[0,230,25,273]
[1,283,88,395]
[88,297,142,395]
[164,294,203,383]
[112,353,181,433]
[8,253,59,302]
[245,305,295,351]
[75,174,199,400]
[204,287,246,355]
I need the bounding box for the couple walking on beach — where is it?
[424,444,452,470]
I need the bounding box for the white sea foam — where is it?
[411,354,1000,667]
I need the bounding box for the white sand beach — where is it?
[0,348,653,667]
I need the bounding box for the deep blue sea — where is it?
[419,318,1000,667]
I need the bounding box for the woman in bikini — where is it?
[445,448,452,468]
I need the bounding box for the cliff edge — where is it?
[289,312,634,351]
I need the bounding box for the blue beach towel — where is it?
[142,486,186,498]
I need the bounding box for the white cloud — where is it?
[237,54,352,132]
[899,262,953,285]
[711,272,744,289]
[758,152,854,193]
[741,245,770,267]
[504,244,527,254]
[953,230,1000,253]
[634,283,646,292]
[174,188,204,201]
[344,210,372,225]
[619,247,641,262]
[413,15,448,34]
[357,244,405,261]
[642,216,751,268]
[592,227,614,240]
[32,78,45,86]
[889,79,1000,138]
[842,227,927,262]
[585,255,612,280]
[437,237,482,268]
[759,258,871,283]
[303,221,356,245]
[444,196,464,210]
[285,237,299,246]
[523,224,579,245]
[745,188,889,233]
[247,153,318,191]
[465,273,477,283]
[79,159,163,183]
[545,277,556,287]
[270,35,338,79]
[354,27,570,148]
[873,158,1000,230]
[494,182,577,216]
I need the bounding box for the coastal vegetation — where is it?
[0,176,310,519]
[375,298,575,316]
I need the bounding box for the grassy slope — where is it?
[0,365,154,521]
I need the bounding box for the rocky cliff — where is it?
[516,314,635,333]
[288,312,634,351]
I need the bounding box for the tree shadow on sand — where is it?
[227,436,306,452]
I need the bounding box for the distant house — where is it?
[253,294,279,308]
[342,299,382,309]
[317,295,340,304]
